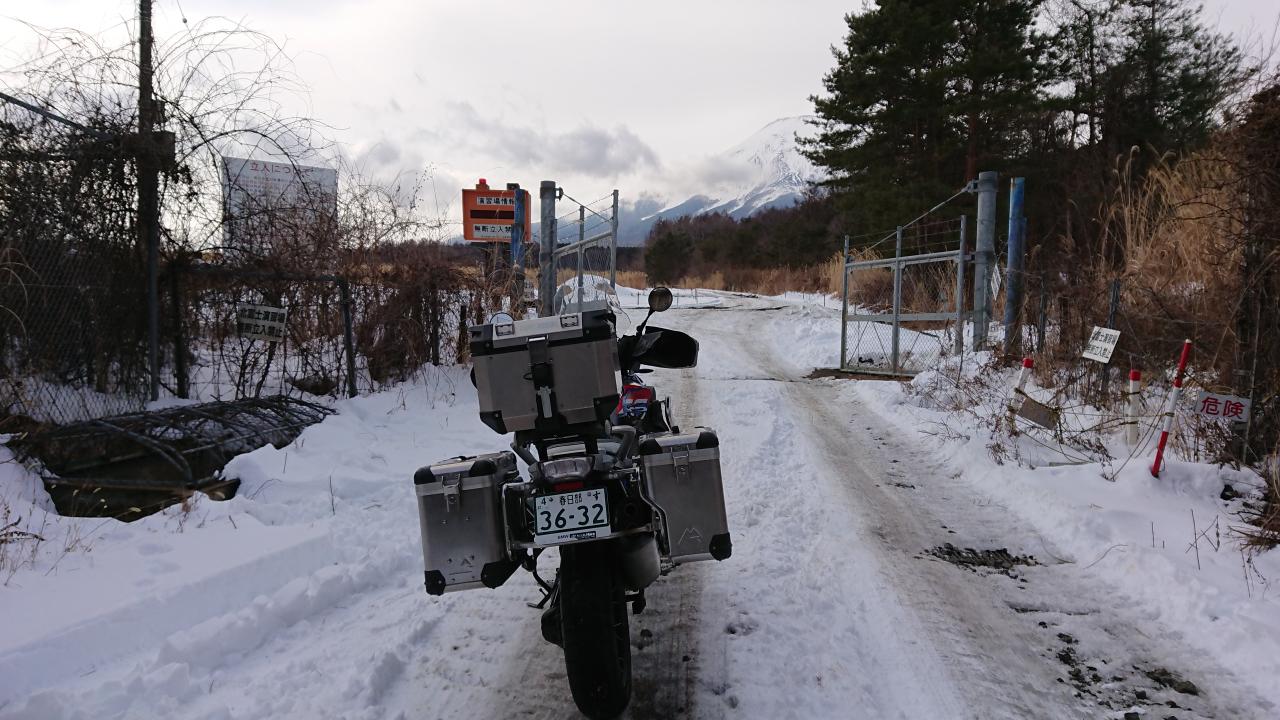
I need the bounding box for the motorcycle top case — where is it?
[638,428,732,563]
[469,301,620,435]
[413,451,520,595]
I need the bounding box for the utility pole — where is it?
[138,0,162,401]
[972,170,998,348]
[539,180,557,316]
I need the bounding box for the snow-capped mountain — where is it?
[694,115,822,217]
[618,116,823,245]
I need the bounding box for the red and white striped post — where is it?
[1008,357,1034,414]
[1151,340,1192,477]
[1126,368,1141,447]
[1015,357,1034,392]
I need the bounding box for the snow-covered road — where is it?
[2,293,1272,719]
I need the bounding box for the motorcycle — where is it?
[413,287,731,719]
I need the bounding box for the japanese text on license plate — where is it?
[533,488,609,545]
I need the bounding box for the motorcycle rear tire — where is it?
[559,541,632,720]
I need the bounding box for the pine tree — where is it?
[1053,0,1241,158]
[801,0,1049,232]
[1106,0,1242,155]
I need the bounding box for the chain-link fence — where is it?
[1,99,151,427]
[166,260,476,403]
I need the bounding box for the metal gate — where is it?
[547,188,620,314]
[840,220,968,376]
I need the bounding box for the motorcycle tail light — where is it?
[539,457,593,483]
[551,480,585,492]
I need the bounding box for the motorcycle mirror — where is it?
[648,287,673,313]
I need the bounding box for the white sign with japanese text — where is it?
[1082,326,1121,363]
[236,303,287,343]
[221,157,337,254]
[471,223,511,239]
[1195,391,1250,423]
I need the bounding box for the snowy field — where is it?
[2,291,1278,719]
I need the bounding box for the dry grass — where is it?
[1023,150,1253,415]
[1101,151,1246,374]
[633,257,841,297]
[614,270,648,289]
[1106,153,1243,293]
[1240,450,1280,551]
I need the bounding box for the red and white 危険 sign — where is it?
[1195,390,1251,422]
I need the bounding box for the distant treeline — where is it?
[644,195,837,284]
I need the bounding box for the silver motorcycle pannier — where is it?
[469,302,620,435]
[414,451,520,595]
[639,428,731,563]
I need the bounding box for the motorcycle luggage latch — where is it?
[672,448,691,482]
[442,473,463,511]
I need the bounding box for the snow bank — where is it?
[847,354,1280,710]
[0,366,497,716]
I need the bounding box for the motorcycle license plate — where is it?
[533,488,610,545]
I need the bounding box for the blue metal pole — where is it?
[1003,177,1026,345]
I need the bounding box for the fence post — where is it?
[973,170,998,348]
[840,234,850,370]
[1003,177,1026,354]
[511,183,526,308]
[1037,281,1048,352]
[891,225,903,375]
[336,278,358,398]
[610,189,619,288]
[429,279,441,365]
[1101,278,1120,395]
[169,266,190,399]
[539,180,557,316]
[577,205,585,313]
[955,215,967,357]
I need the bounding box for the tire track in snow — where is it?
[662,303,970,718]
[628,363,707,720]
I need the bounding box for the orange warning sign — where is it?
[462,179,531,243]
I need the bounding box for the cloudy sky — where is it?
[3,0,1277,224]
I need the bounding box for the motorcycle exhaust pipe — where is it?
[617,533,660,591]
